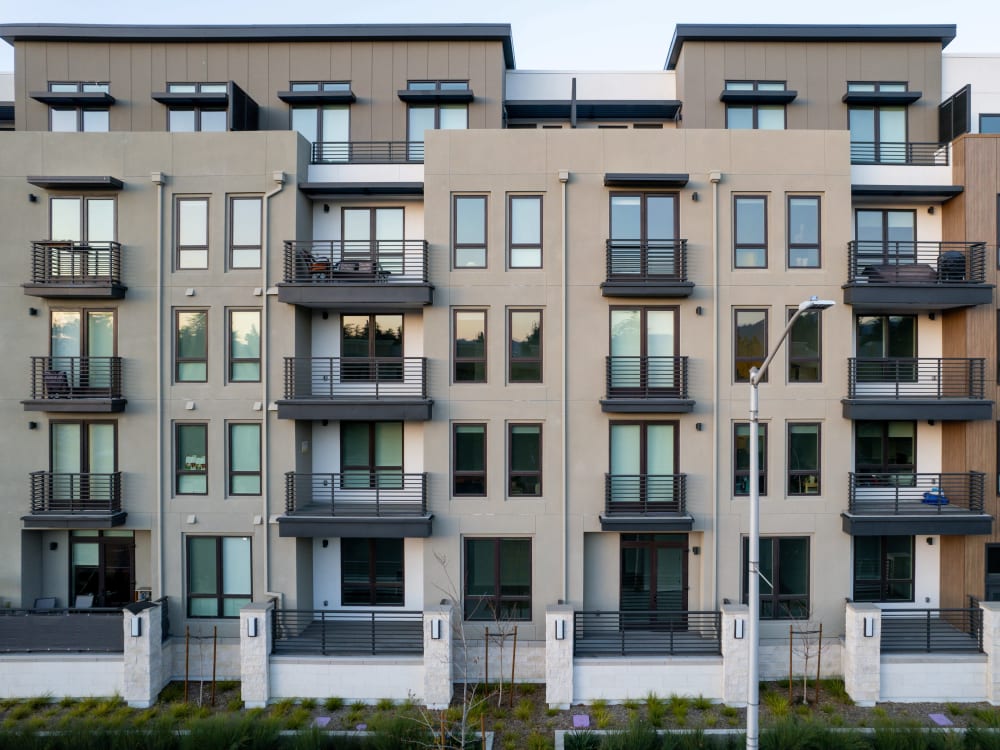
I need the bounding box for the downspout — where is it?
[151,171,166,597]
[559,169,570,602]
[261,171,286,597]
[709,170,722,608]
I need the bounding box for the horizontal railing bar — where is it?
[282,240,429,284]
[311,141,424,164]
[284,471,427,516]
[29,241,123,286]
[605,239,689,282]
[846,240,986,283]
[29,355,124,400]
[605,355,689,400]
[282,357,427,400]
[846,357,985,400]
[847,471,985,514]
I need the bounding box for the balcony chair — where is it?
[43,369,70,398]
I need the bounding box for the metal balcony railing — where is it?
[847,471,985,515]
[574,610,722,657]
[846,358,985,400]
[272,609,423,656]
[282,240,428,284]
[284,471,427,517]
[605,239,688,281]
[29,471,123,515]
[28,356,124,400]
[310,141,424,164]
[847,240,986,283]
[604,474,687,516]
[282,357,427,400]
[881,607,983,653]
[850,141,949,165]
[29,241,123,286]
[605,356,689,399]
[0,607,124,653]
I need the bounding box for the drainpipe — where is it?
[709,170,722,608]
[559,169,570,603]
[261,171,286,596]
[151,171,166,597]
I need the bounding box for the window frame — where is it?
[463,537,532,621]
[787,195,821,268]
[508,309,543,383]
[46,82,111,133]
[175,422,208,496]
[453,422,487,497]
[228,309,262,383]
[787,422,821,496]
[340,538,405,607]
[787,307,822,383]
[733,195,768,268]
[507,194,543,268]
[734,308,768,383]
[453,308,488,384]
[175,196,210,270]
[508,423,542,497]
[981,114,1000,135]
[453,194,488,269]
[49,419,118,474]
[228,422,262,496]
[741,536,810,620]
[174,309,208,383]
[734,422,767,496]
[49,195,118,242]
[724,81,788,131]
[853,536,915,603]
[186,535,252,619]
[228,195,263,269]
[854,420,916,477]
[165,83,228,133]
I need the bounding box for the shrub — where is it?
[762,691,789,718]
[323,696,344,712]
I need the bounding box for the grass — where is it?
[322,696,344,712]
[762,691,790,718]
[514,698,534,722]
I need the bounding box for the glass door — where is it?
[610,423,676,508]
[71,530,135,607]
[620,534,688,626]
[609,309,677,395]
[342,207,404,272]
[51,310,114,389]
[609,194,678,277]
[855,209,916,267]
[341,314,403,382]
[341,422,403,490]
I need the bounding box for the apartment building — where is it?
[0,21,998,705]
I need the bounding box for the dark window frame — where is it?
[175,422,208,496]
[228,422,262,496]
[340,421,404,483]
[741,536,810,620]
[463,537,532,621]
[452,194,488,269]
[227,308,262,383]
[508,308,543,384]
[787,307,822,383]
[853,536,915,603]
[854,420,916,476]
[228,195,263,270]
[174,309,208,383]
[453,308,488,384]
[340,538,405,607]
[46,82,111,133]
[165,83,228,132]
[733,195,768,268]
[48,194,118,242]
[49,419,119,473]
[981,114,1000,135]
[847,82,910,161]
[186,535,252,619]
[507,194,543,268]
[453,422,487,497]
[508,422,542,497]
[724,81,788,130]
[787,422,821,496]
[734,421,767,496]
[175,196,210,270]
[734,308,768,383]
[787,195,821,268]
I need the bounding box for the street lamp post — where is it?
[746,296,834,750]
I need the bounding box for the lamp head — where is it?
[798,296,836,312]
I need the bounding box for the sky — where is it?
[1,0,998,72]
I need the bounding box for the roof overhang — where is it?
[505,99,681,121]
[27,175,124,190]
[299,182,424,197]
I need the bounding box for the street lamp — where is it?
[746,296,834,750]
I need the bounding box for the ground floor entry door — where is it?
[70,530,134,607]
[620,533,688,617]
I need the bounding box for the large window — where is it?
[453,423,487,497]
[453,195,487,268]
[290,83,350,153]
[228,423,261,496]
[609,193,680,278]
[47,82,110,132]
[464,538,531,621]
[788,309,821,383]
[508,195,542,268]
[734,196,767,268]
[854,536,914,602]
[50,196,115,243]
[788,196,820,268]
[848,82,908,163]
[856,315,916,358]
[175,423,208,495]
[175,310,208,382]
[229,196,262,269]
[187,536,251,618]
[609,422,677,507]
[508,424,542,497]
[742,536,810,620]
[454,310,487,383]
[855,421,915,478]
[176,197,209,270]
[855,209,916,266]
[49,308,116,390]
[725,81,787,130]
[342,206,405,272]
[734,422,766,496]
[228,310,261,382]
[166,83,227,132]
[609,307,678,394]
[787,423,821,495]
[406,81,469,160]
[341,538,404,606]
[509,310,542,383]
[734,309,767,383]
[341,422,402,488]
[50,421,117,502]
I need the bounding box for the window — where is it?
[848,83,908,163]
[454,310,487,383]
[341,422,402,488]
[228,423,261,495]
[166,83,227,132]
[854,536,914,602]
[609,193,680,278]
[734,309,767,383]
[982,115,1000,134]
[175,310,208,382]
[787,423,820,495]
[454,195,487,268]
[609,422,677,506]
[228,310,261,382]
[609,308,679,394]
[50,196,115,242]
[734,196,767,268]
[175,423,207,495]
[229,196,262,269]
[856,314,916,383]
[734,422,766,496]
[788,308,821,383]
[508,424,542,497]
[341,314,403,381]
[508,195,542,268]
[406,81,469,160]
[49,308,116,390]
[291,103,349,153]
[724,81,787,130]
[187,536,251,618]
[855,421,915,480]
[47,82,110,132]
[742,536,809,619]
[788,196,820,268]
[453,424,486,496]
[341,538,404,606]
[464,538,531,621]
[855,209,916,266]
[50,421,117,503]
[509,310,542,383]
[342,207,405,274]
[176,197,209,269]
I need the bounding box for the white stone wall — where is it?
[240,603,273,709]
[573,658,723,702]
[452,639,546,684]
[271,657,424,702]
[881,654,987,702]
[168,635,241,681]
[123,604,168,708]
[843,603,880,706]
[758,636,843,680]
[545,605,574,709]
[721,604,748,706]
[423,604,454,709]
[0,655,123,698]
[982,603,1000,705]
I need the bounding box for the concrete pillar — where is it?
[545,604,574,709]
[423,603,454,709]
[844,602,880,707]
[240,601,273,709]
[721,604,749,706]
[122,601,164,708]
[981,602,1000,705]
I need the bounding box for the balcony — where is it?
[310,141,423,164]
[850,141,949,166]
[601,239,693,297]
[23,241,126,299]
[599,473,692,532]
[0,607,124,653]
[574,610,721,657]
[277,471,431,538]
[24,471,126,529]
[276,357,431,421]
[843,241,991,312]
[601,356,693,413]
[272,609,423,656]
[842,471,991,536]
[843,358,990,421]
[277,240,432,310]
[23,356,126,413]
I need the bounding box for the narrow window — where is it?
[734,422,767,496]
[175,310,208,382]
[508,195,542,268]
[228,423,261,495]
[742,536,810,619]
[464,537,531,621]
[734,196,767,268]
[454,195,487,268]
[788,196,820,268]
[508,424,542,497]
[454,309,487,383]
[229,196,262,269]
[509,310,542,383]
[734,309,768,383]
[453,424,487,497]
[176,197,209,269]
[341,538,404,606]
[229,310,261,382]
[187,536,251,618]
[787,423,821,495]
[175,423,208,495]
[788,308,821,383]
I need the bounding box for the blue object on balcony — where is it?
[922,488,949,505]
